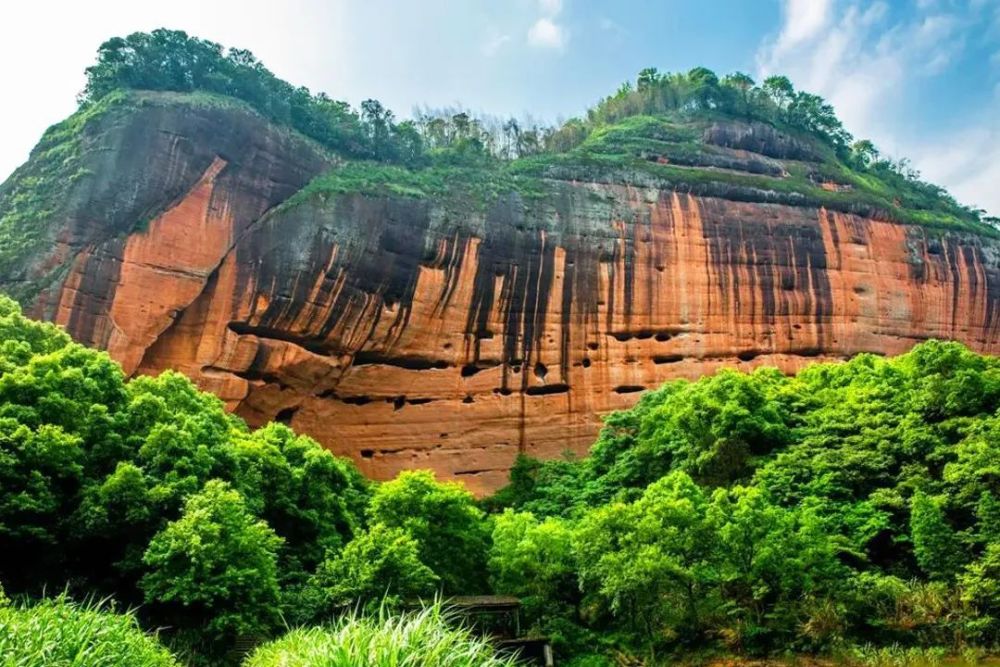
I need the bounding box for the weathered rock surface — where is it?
[7,96,1000,494]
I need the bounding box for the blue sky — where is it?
[2,0,999,214]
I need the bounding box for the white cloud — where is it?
[482,31,511,56]
[757,0,999,215]
[911,94,1000,218]
[772,0,833,55]
[539,0,562,16]
[528,17,567,50]
[598,16,627,41]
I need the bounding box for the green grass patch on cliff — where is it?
[0,90,132,283]
[282,111,993,237]
[280,160,549,215]
[509,113,995,236]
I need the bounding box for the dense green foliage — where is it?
[80,29,420,164]
[549,67,991,231]
[244,603,520,667]
[78,29,550,169]
[0,296,495,662]
[368,471,491,593]
[0,595,180,667]
[140,480,284,642]
[487,341,1000,660]
[2,288,1000,664]
[306,523,438,616]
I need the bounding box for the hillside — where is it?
[3,31,1000,493]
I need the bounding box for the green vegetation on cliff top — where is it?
[0,90,127,284]
[1,28,995,279]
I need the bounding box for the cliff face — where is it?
[6,94,1000,494]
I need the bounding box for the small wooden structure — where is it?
[446,595,554,666]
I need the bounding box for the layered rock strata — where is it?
[9,96,1000,494]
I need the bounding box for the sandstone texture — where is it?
[6,93,1000,494]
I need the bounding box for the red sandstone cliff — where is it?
[7,93,1000,494]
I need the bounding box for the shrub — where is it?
[244,602,518,667]
[0,594,179,666]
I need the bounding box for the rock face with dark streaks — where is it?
[5,92,1000,494]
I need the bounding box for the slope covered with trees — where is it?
[489,341,1000,660]
[0,295,489,662]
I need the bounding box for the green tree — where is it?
[636,67,661,91]
[960,543,1000,642]
[489,510,577,624]
[851,139,879,167]
[307,523,438,616]
[762,75,795,113]
[687,67,720,108]
[228,423,369,584]
[0,420,83,589]
[910,489,964,582]
[709,486,845,651]
[589,369,792,492]
[575,472,719,656]
[140,480,283,641]
[368,470,490,592]
[721,72,755,114]
[975,492,1000,545]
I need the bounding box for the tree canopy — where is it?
[1,293,999,663]
[491,340,1000,657]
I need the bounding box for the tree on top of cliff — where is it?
[556,66,852,154]
[80,29,423,165]
[72,29,992,231]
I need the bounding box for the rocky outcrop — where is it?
[7,95,1000,494]
[21,93,334,357]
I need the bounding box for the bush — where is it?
[368,470,490,593]
[306,523,438,617]
[244,602,518,667]
[0,594,179,666]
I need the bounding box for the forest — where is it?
[1,291,999,666]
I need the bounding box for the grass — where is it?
[277,159,549,219]
[244,602,521,667]
[0,90,132,285]
[506,113,996,237]
[0,593,179,667]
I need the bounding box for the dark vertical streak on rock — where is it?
[66,241,126,348]
[560,246,576,380]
